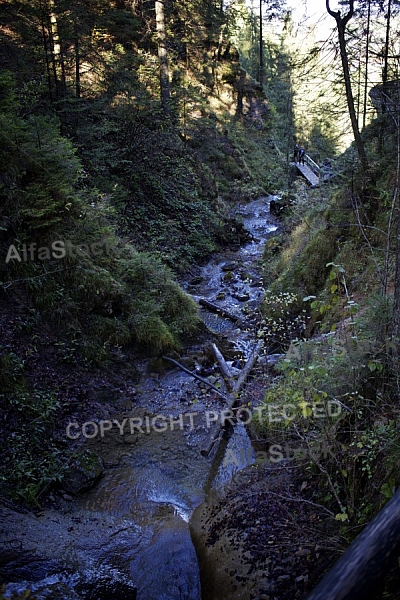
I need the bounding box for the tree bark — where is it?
[326,0,368,174]
[235,68,245,118]
[211,343,234,392]
[362,0,371,129]
[39,0,53,101]
[155,0,171,114]
[306,489,400,600]
[48,0,66,96]
[259,0,264,87]
[74,18,80,98]
[391,91,400,348]
[382,0,392,96]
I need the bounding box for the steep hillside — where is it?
[0,1,285,506]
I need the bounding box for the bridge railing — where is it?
[304,154,320,177]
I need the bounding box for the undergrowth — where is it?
[256,120,400,573]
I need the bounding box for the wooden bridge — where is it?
[291,154,320,187]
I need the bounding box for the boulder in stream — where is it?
[62,449,104,495]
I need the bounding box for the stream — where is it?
[1,196,279,600]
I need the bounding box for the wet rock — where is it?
[124,433,138,444]
[249,277,261,287]
[257,354,285,367]
[87,385,122,404]
[120,399,133,410]
[239,270,252,281]
[0,506,140,599]
[221,262,237,272]
[232,292,250,302]
[147,357,169,375]
[222,271,234,282]
[62,449,104,495]
[179,356,196,370]
[132,517,201,600]
[190,276,204,285]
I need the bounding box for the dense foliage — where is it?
[2,0,400,594]
[0,0,281,504]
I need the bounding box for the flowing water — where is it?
[2,197,278,600]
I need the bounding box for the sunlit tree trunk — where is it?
[259,0,264,86]
[378,0,392,152]
[48,0,66,96]
[39,0,54,100]
[326,0,368,174]
[362,0,371,129]
[382,0,392,107]
[155,0,171,114]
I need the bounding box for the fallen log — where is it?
[232,340,263,396]
[161,355,228,401]
[198,298,240,322]
[211,343,234,392]
[201,340,263,457]
[306,488,400,600]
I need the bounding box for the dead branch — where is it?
[162,355,228,401]
[211,343,234,392]
[201,340,263,457]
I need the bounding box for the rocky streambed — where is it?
[0,197,338,600]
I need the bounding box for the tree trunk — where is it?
[382,0,392,94]
[74,18,80,98]
[39,0,54,101]
[306,488,400,600]
[362,0,371,129]
[211,343,234,392]
[326,0,368,174]
[391,91,400,347]
[235,68,245,118]
[259,0,264,87]
[155,0,171,114]
[48,0,66,96]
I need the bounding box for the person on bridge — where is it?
[299,146,305,164]
[293,143,299,163]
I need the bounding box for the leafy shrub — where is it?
[0,390,67,505]
[0,347,25,392]
[259,290,309,351]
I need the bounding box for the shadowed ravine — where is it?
[1,197,278,600]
